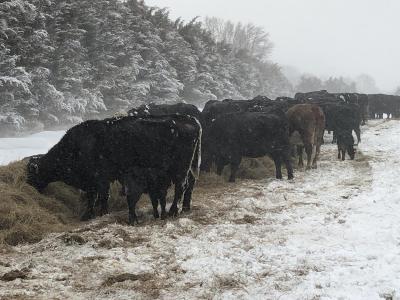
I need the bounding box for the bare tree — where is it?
[356,74,379,94]
[296,74,324,93]
[204,17,273,60]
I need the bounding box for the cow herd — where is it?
[26,91,397,224]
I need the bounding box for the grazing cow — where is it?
[202,110,294,182]
[287,104,325,170]
[201,98,276,127]
[27,115,202,224]
[126,102,202,207]
[368,94,400,119]
[128,103,201,119]
[335,93,369,125]
[337,129,356,161]
[322,102,362,144]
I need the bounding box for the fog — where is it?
[146,0,400,93]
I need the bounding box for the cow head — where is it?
[347,144,356,160]
[26,155,48,192]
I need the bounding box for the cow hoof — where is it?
[306,166,311,171]
[128,218,139,226]
[161,212,167,220]
[80,211,95,221]
[228,178,236,183]
[288,175,294,180]
[311,165,317,169]
[153,212,160,219]
[128,213,139,225]
[182,206,191,213]
[99,208,109,217]
[168,208,179,218]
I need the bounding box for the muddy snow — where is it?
[1,120,400,299]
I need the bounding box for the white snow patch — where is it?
[0,131,65,165]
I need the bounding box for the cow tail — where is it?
[191,120,202,180]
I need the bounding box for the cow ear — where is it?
[31,163,39,174]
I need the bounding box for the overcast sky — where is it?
[145,0,399,92]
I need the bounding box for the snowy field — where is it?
[0,131,65,166]
[0,120,400,299]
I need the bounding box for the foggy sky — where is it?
[145,0,400,92]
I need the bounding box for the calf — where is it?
[287,104,325,170]
[337,129,356,161]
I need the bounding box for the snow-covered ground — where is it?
[0,131,65,165]
[1,120,400,299]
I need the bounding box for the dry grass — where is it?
[0,155,277,247]
[0,161,129,247]
[0,161,79,247]
[236,157,276,179]
[197,156,276,186]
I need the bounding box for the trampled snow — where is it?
[0,121,399,299]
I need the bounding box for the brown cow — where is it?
[287,104,325,169]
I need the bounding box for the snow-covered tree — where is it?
[0,0,294,134]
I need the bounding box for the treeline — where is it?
[296,75,357,94]
[0,0,291,135]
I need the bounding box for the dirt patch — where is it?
[199,156,276,183]
[61,233,86,245]
[233,215,260,224]
[0,268,30,281]
[96,228,149,249]
[103,272,153,287]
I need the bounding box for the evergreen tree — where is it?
[0,0,295,134]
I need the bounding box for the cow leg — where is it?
[272,154,282,179]
[98,183,110,217]
[169,177,186,217]
[312,143,321,169]
[182,170,196,212]
[305,143,313,170]
[159,190,168,220]
[341,149,346,161]
[149,179,169,220]
[355,127,361,144]
[338,145,342,160]
[282,151,294,180]
[216,156,225,176]
[229,155,242,183]
[149,190,160,219]
[296,145,304,168]
[332,131,337,144]
[81,188,97,221]
[125,179,144,225]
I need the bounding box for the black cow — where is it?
[201,98,276,126]
[368,94,400,119]
[323,102,361,144]
[128,103,201,120]
[202,110,294,182]
[27,115,202,224]
[294,92,362,144]
[337,129,356,161]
